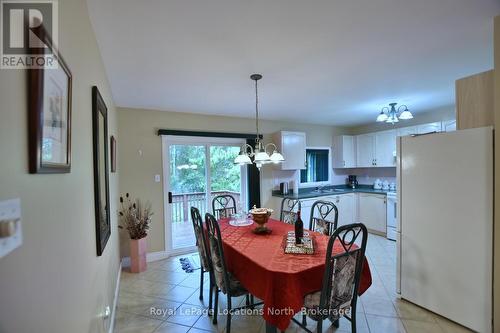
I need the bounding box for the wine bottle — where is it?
[295,210,304,244]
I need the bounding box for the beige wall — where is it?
[348,105,456,135]
[493,15,500,333]
[117,107,349,254]
[0,1,120,332]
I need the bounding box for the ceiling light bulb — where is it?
[386,116,399,123]
[234,153,252,165]
[399,110,413,120]
[376,112,388,122]
[254,151,270,162]
[270,151,285,163]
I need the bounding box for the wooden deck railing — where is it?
[171,190,241,223]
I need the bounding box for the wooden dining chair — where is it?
[190,207,214,314]
[280,198,301,224]
[293,223,368,333]
[212,194,237,219]
[309,200,338,236]
[205,213,261,333]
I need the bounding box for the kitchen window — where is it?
[300,147,331,186]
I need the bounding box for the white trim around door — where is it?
[161,135,247,257]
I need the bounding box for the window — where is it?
[300,148,331,186]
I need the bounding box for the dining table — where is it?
[218,217,372,332]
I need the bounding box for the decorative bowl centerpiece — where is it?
[249,206,273,234]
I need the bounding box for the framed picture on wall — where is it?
[28,25,72,173]
[92,86,111,256]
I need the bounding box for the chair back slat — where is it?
[280,198,301,224]
[190,207,211,271]
[205,213,231,294]
[309,200,338,235]
[212,195,237,220]
[319,223,368,321]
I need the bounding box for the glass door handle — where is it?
[168,191,173,204]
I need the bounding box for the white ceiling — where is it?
[87,0,500,126]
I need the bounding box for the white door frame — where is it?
[161,135,247,257]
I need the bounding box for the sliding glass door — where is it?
[162,136,247,255]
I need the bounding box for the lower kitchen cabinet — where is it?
[271,192,388,236]
[300,198,316,227]
[331,193,355,227]
[358,193,387,235]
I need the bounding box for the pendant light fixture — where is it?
[376,102,413,124]
[234,74,285,170]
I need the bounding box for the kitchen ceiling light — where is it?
[234,74,285,170]
[376,103,413,124]
[376,111,388,122]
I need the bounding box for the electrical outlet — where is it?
[154,174,161,183]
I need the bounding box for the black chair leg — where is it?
[250,294,255,309]
[302,313,307,326]
[351,311,357,333]
[245,294,250,306]
[199,268,204,300]
[212,289,219,324]
[317,319,323,333]
[208,276,213,316]
[226,295,232,333]
[333,319,339,328]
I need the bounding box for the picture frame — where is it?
[110,136,117,173]
[92,86,111,256]
[28,25,72,174]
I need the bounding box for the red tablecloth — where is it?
[218,218,372,331]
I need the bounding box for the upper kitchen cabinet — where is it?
[417,122,442,134]
[356,131,396,167]
[398,126,417,137]
[356,133,376,167]
[333,135,356,168]
[375,130,397,167]
[456,70,494,130]
[273,131,306,170]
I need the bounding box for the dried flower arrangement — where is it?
[118,193,153,240]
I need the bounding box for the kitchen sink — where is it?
[311,188,337,194]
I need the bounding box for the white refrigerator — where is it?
[396,126,493,333]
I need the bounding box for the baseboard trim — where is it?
[121,250,170,267]
[108,262,122,333]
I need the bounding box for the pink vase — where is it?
[130,237,147,273]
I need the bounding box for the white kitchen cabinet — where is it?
[356,134,376,167]
[398,126,417,137]
[356,131,395,167]
[375,130,396,167]
[273,131,306,170]
[333,135,356,168]
[331,194,355,227]
[295,194,356,229]
[300,198,316,227]
[358,193,386,235]
[417,122,442,134]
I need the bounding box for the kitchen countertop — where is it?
[272,185,394,199]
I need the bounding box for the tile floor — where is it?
[114,234,473,333]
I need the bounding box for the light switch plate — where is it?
[0,198,22,258]
[154,174,161,183]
